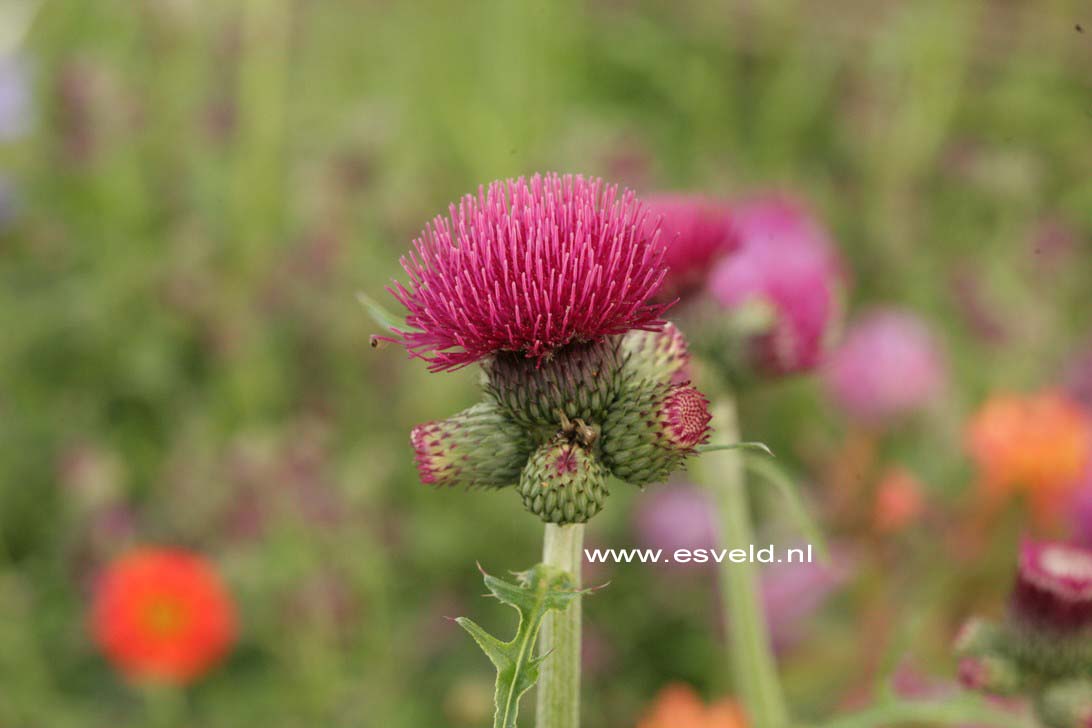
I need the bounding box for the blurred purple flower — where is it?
[1066,342,1092,412]
[761,545,851,651]
[823,308,946,425]
[709,195,844,376]
[0,55,30,141]
[633,483,719,560]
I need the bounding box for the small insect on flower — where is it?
[90,547,237,685]
[388,172,671,371]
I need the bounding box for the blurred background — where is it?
[0,0,1089,726]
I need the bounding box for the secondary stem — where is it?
[695,395,789,728]
[536,523,585,728]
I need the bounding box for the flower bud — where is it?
[483,338,624,429]
[620,322,692,388]
[411,401,531,489]
[1012,540,1092,634]
[1036,679,1092,728]
[518,438,609,525]
[602,382,712,486]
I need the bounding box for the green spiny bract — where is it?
[619,322,691,389]
[600,380,712,487]
[482,338,624,430]
[518,437,608,525]
[411,400,531,489]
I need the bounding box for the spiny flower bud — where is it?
[519,438,609,525]
[601,382,712,487]
[1036,680,1092,728]
[411,401,531,489]
[620,322,692,388]
[483,338,624,429]
[1012,540,1092,634]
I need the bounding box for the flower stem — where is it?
[535,523,584,728]
[695,395,789,728]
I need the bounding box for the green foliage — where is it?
[456,564,583,728]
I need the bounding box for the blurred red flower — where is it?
[966,391,1092,527]
[636,683,747,728]
[90,547,237,685]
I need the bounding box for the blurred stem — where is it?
[141,685,185,728]
[695,395,789,728]
[806,695,1031,728]
[535,523,584,728]
[232,0,291,266]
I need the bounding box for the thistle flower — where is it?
[636,683,747,728]
[90,547,236,685]
[707,195,843,377]
[644,194,737,301]
[966,391,1092,527]
[388,173,670,371]
[823,309,946,425]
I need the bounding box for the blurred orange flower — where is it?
[966,391,1092,526]
[873,467,926,533]
[90,547,237,685]
[637,683,747,728]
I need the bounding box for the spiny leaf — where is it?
[455,563,585,728]
[696,441,775,458]
[744,455,831,564]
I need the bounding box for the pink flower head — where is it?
[643,194,737,300]
[388,173,671,371]
[708,195,844,376]
[823,308,946,425]
[1012,539,1092,632]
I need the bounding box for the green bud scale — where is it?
[482,338,624,430]
[411,401,531,489]
[518,438,608,525]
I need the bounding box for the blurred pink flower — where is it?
[644,194,737,301]
[709,195,844,376]
[823,309,946,425]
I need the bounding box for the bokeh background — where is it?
[1,0,1090,726]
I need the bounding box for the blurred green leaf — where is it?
[356,290,406,333]
[696,441,775,458]
[744,455,830,565]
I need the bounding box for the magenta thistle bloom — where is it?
[1012,539,1092,633]
[643,194,737,301]
[388,173,671,371]
[823,308,946,425]
[708,195,843,376]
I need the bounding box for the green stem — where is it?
[535,523,584,728]
[695,395,789,728]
